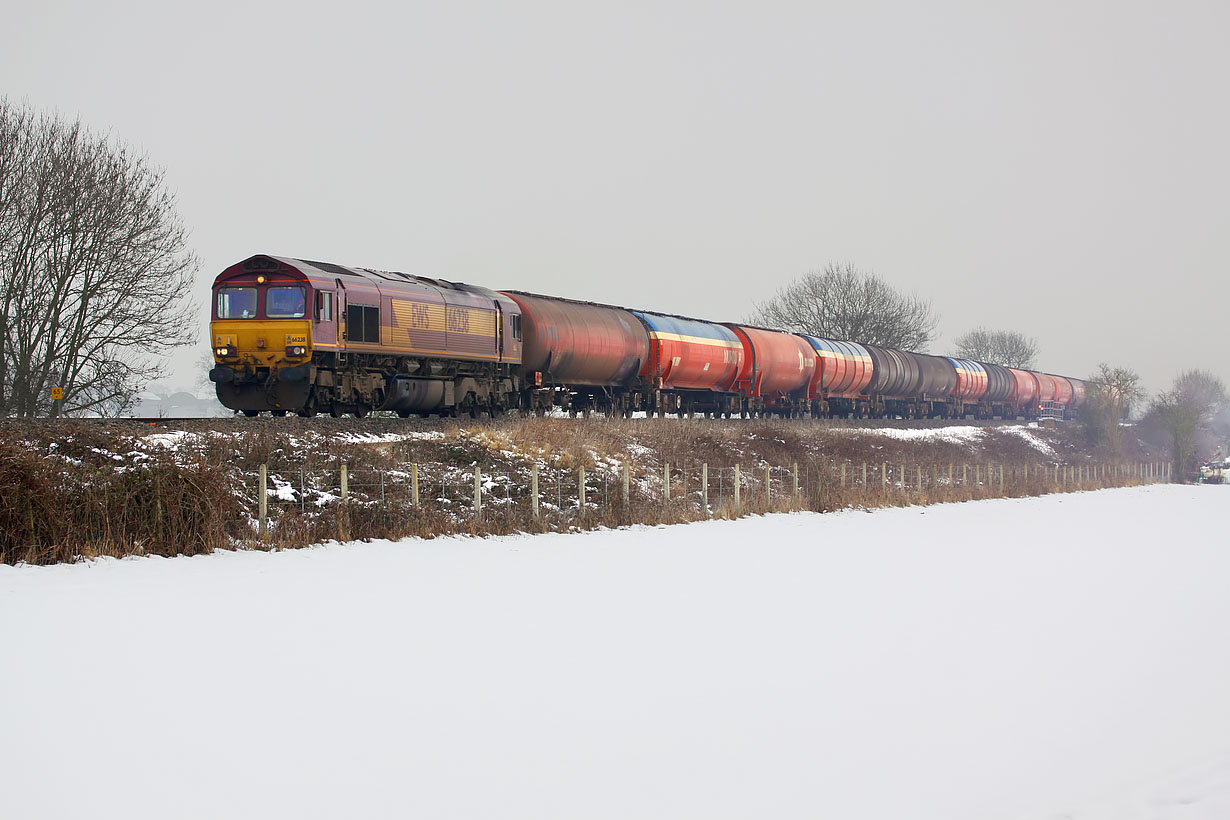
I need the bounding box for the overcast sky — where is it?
[5,0,1226,394]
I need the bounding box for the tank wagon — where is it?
[632,311,744,416]
[210,255,1094,420]
[801,337,874,416]
[502,292,645,415]
[725,325,817,417]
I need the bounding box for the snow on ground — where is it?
[831,422,1056,455]
[3,485,1230,820]
[831,422,990,443]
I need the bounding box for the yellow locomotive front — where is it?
[209,257,317,415]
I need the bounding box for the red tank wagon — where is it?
[799,337,874,415]
[725,326,817,415]
[947,358,990,406]
[1007,368,1039,410]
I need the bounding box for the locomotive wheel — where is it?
[243,409,259,417]
[297,407,317,418]
[330,404,344,418]
[354,405,369,419]
[271,409,286,417]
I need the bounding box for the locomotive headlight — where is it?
[285,345,307,357]
[215,345,237,357]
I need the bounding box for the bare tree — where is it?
[747,262,939,350]
[1147,370,1227,482]
[1081,363,1144,453]
[952,327,1039,369]
[0,99,197,417]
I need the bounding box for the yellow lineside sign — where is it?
[51,387,63,401]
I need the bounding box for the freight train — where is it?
[209,254,1089,420]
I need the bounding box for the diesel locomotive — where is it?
[209,254,1089,420]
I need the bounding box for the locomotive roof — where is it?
[229,255,505,300]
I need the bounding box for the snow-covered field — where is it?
[3,485,1229,819]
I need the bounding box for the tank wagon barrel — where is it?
[980,363,1015,405]
[502,292,646,415]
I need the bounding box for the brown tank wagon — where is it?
[502,292,648,415]
[981,363,1015,405]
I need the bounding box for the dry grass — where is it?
[0,417,1166,566]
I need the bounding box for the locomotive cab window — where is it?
[217,287,257,319]
[267,286,306,318]
[317,291,333,322]
[511,313,522,340]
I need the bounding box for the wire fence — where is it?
[249,457,1172,544]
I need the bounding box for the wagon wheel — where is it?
[243,409,259,417]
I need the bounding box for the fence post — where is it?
[916,465,922,494]
[793,463,799,499]
[840,463,846,488]
[664,463,670,502]
[882,462,888,492]
[473,464,482,518]
[622,462,630,504]
[411,464,420,507]
[765,464,771,505]
[258,463,268,542]
[702,463,709,517]
[999,464,1004,493]
[734,465,741,514]
[531,463,540,520]
[578,465,586,517]
[339,462,349,542]
[948,463,954,487]
[862,462,867,487]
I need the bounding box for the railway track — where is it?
[6,414,1046,431]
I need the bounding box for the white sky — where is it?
[4,0,1227,394]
